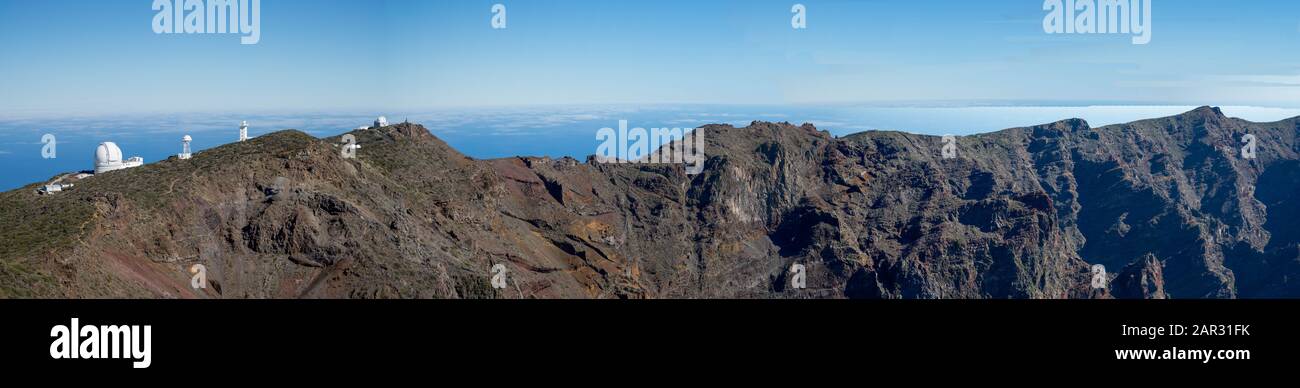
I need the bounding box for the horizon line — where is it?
[5,102,1300,122]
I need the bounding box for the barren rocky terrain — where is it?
[2,106,1297,299]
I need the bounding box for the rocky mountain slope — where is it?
[2,106,1297,299]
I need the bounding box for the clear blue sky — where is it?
[3,0,1300,117]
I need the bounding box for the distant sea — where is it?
[3,104,1299,192]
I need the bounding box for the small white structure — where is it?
[374,116,388,128]
[178,135,193,160]
[239,121,250,142]
[94,142,144,174]
[40,183,72,194]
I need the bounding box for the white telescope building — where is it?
[179,135,193,160]
[94,142,144,174]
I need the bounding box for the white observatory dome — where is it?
[95,142,123,166]
[182,135,192,142]
[374,116,388,128]
[94,141,144,174]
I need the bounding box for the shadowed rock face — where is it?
[2,106,1299,299]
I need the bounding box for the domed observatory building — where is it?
[94,142,144,174]
[374,116,388,128]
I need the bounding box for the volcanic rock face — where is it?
[2,106,1298,299]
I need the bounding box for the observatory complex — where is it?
[94,142,144,174]
[41,121,247,195]
[358,116,388,130]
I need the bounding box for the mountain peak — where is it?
[1188,105,1226,119]
[387,122,435,140]
[350,122,435,143]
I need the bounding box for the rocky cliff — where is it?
[2,106,1297,299]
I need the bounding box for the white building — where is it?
[374,116,388,128]
[94,142,144,174]
[178,135,193,160]
[40,183,72,194]
[239,121,250,142]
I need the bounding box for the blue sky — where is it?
[3,0,1300,116]
[4,0,1300,190]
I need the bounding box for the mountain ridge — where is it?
[3,106,1298,299]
